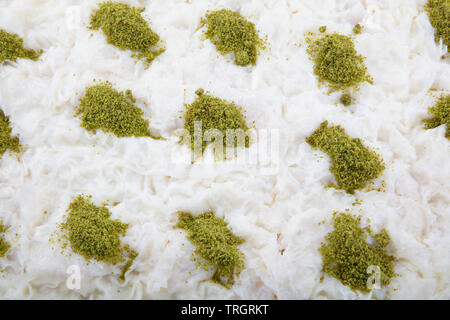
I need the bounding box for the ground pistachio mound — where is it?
[201,9,265,66]
[423,93,449,139]
[306,121,385,194]
[0,29,42,63]
[59,195,137,280]
[175,211,245,288]
[425,0,449,52]
[0,221,11,258]
[76,81,156,138]
[0,109,21,158]
[319,212,396,293]
[89,1,165,65]
[183,88,250,155]
[306,32,373,91]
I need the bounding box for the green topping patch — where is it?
[375,229,391,249]
[353,24,363,35]
[306,121,385,194]
[425,0,449,52]
[306,33,372,91]
[89,1,165,65]
[423,93,449,139]
[0,221,10,258]
[319,212,396,293]
[119,249,137,281]
[340,93,352,106]
[0,109,21,158]
[0,29,42,64]
[76,81,156,138]
[201,9,265,66]
[59,195,137,280]
[182,89,250,155]
[175,211,245,288]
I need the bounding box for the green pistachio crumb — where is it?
[89,1,165,65]
[175,211,245,288]
[319,212,396,293]
[375,229,391,249]
[0,221,10,258]
[353,24,363,34]
[182,89,250,155]
[0,29,42,64]
[0,109,22,158]
[423,93,449,139]
[58,195,137,280]
[119,247,138,281]
[319,26,327,33]
[306,33,373,91]
[124,89,136,103]
[340,93,352,106]
[306,121,385,194]
[201,9,265,66]
[425,0,449,51]
[76,81,156,138]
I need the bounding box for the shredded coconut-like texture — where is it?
[0,0,449,300]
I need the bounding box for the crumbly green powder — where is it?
[319,26,327,33]
[353,24,363,35]
[175,211,245,288]
[0,109,21,158]
[59,195,137,279]
[340,93,352,106]
[119,249,137,281]
[201,9,265,66]
[423,93,449,139]
[306,33,373,91]
[0,29,42,64]
[375,229,391,249]
[319,212,396,293]
[183,89,250,153]
[425,0,449,52]
[0,221,10,258]
[76,82,155,138]
[306,121,385,194]
[89,1,165,65]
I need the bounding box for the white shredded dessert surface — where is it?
[0,0,449,299]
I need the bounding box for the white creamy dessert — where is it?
[0,0,448,299]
